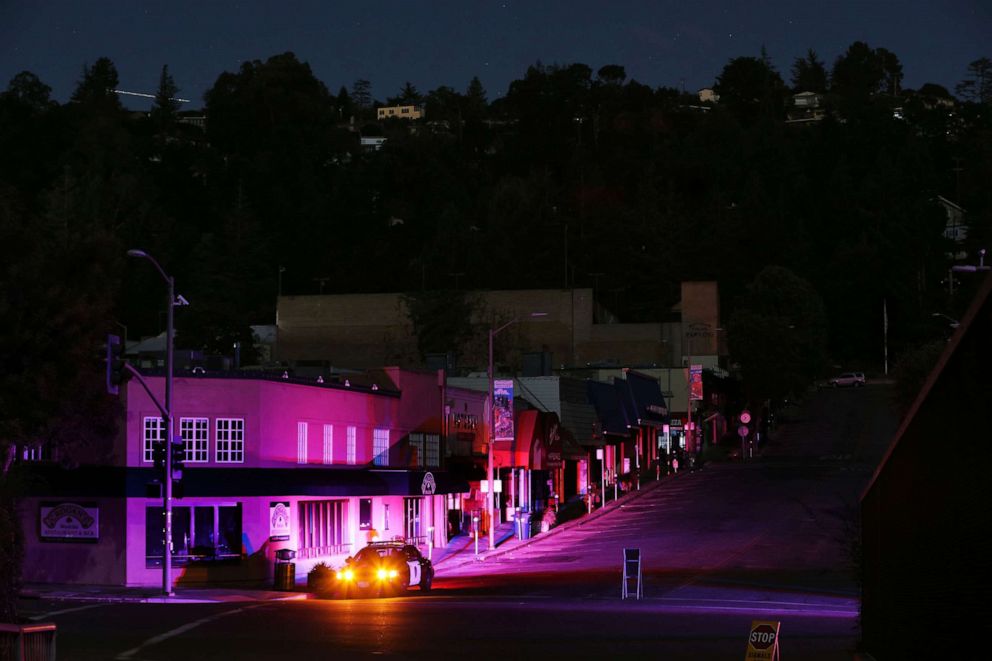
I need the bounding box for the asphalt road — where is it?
[16,383,898,660]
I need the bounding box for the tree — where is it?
[714,55,787,122]
[351,78,372,111]
[597,64,627,86]
[150,65,180,130]
[70,57,122,110]
[401,289,480,363]
[391,81,422,106]
[956,57,992,104]
[830,42,903,109]
[790,49,827,93]
[0,196,121,621]
[1,71,53,111]
[728,266,828,403]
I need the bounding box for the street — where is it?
[17,384,897,660]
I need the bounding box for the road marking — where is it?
[30,603,105,620]
[114,603,268,660]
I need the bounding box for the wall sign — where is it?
[269,501,291,542]
[40,502,99,541]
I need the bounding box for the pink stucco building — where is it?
[20,368,467,588]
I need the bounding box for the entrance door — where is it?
[404,497,422,545]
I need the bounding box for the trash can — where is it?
[274,549,296,591]
[518,512,531,540]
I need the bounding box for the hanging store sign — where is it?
[494,379,515,441]
[269,501,291,542]
[40,502,99,541]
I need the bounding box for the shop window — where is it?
[298,500,349,559]
[359,498,372,530]
[145,503,242,567]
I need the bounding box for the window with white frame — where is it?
[297,422,308,464]
[346,426,356,465]
[426,433,440,468]
[322,424,333,464]
[373,428,389,467]
[180,417,209,463]
[409,434,424,468]
[216,418,245,463]
[143,417,166,463]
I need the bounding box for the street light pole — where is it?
[128,249,176,597]
[487,312,546,551]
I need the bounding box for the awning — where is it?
[587,380,632,438]
[623,369,669,426]
[21,465,470,498]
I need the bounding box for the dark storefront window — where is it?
[145,503,242,567]
[359,498,372,530]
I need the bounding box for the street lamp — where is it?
[487,312,546,551]
[127,248,178,597]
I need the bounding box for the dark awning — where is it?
[587,380,631,438]
[623,370,669,426]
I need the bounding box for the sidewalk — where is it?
[434,473,669,572]
[19,473,680,605]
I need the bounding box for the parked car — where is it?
[828,372,866,387]
[334,541,433,597]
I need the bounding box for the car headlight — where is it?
[389,569,398,578]
[377,568,387,580]
[337,569,354,581]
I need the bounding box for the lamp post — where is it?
[487,312,546,551]
[127,249,176,597]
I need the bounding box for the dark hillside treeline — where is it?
[1,48,990,387]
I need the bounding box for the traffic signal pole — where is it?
[163,271,175,597]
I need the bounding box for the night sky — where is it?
[2,1,990,110]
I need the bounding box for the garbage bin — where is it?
[274,548,296,591]
[518,512,531,540]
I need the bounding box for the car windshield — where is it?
[354,546,401,563]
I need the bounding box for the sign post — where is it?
[621,548,642,600]
[744,620,781,661]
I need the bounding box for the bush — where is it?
[306,562,334,594]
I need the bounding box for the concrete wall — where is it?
[275,288,686,372]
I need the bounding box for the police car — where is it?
[335,541,434,596]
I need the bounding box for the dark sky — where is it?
[2,0,989,110]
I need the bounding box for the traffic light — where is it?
[105,334,126,395]
[152,439,167,472]
[170,438,186,482]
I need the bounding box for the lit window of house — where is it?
[373,428,389,467]
[346,426,356,465]
[216,418,245,463]
[180,417,209,462]
[323,424,333,464]
[143,417,166,463]
[297,422,308,464]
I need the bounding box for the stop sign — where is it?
[749,623,777,650]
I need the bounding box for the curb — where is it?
[437,470,686,570]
